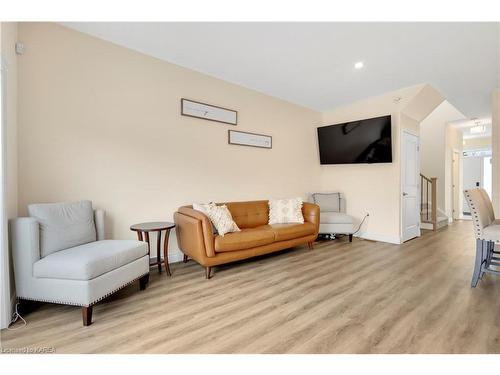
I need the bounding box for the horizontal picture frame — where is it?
[228,130,272,149]
[181,98,237,125]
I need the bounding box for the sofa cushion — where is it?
[215,226,275,252]
[33,240,148,281]
[320,211,354,224]
[271,222,315,242]
[226,200,269,229]
[312,193,341,212]
[28,200,96,257]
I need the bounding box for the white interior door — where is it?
[462,156,483,214]
[452,151,460,220]
[401,130,420,242]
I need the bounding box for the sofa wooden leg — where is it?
[82,306,93,326]
[205,267,212,279]
[308,241,314,250]
[349,234,353,242]
[139,274,149,290]
[183,254,189,263]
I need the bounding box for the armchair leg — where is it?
[139,274,149,290]
[205,266,212,279]
[183,254,189,263]
[308,241,314,250]
[82,306,93,326]
[349,234,353,242]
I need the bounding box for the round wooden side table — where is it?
[130,222,175,276]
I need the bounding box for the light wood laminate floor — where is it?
[2,220,500,353]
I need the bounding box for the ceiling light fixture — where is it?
[470,125,485,134]
[354,61,364,69]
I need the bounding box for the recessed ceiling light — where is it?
[354,61,364,69]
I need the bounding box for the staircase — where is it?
[420,174,449,231]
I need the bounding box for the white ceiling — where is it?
[62,22,500,117]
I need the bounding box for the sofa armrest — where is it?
[9,217,40,296]
[94,209,105,241]
[175,207,215,260]
[302,202,320,235]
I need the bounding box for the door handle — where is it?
[403,192,408,196]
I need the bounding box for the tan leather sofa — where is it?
[174,200,320,278]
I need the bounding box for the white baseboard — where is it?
[354,231,401,244]
[420,222,433,230]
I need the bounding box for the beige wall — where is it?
[17,23,322,261]
[445,125,463,219]
[319,84,426,243]
[419,101,465,218]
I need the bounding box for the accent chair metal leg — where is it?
[486,241,494,267]
[349,234,353,242]
[471,239,484,288]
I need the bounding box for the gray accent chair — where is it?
[463,189,500,287]
[309,192,355,242]
[10,200,150,326]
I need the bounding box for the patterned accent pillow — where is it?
[204,204,240,237]
[268,198,304,225]
[193,202,218,233]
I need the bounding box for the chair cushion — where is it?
[215,226,275,252]
[312,193,341,212]
[271,223,315,242]
[320,211,354,224]
[33,240,148,281]
[28,200,96,257]
[483,224,500,243]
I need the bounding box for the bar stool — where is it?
[464,188,500,287]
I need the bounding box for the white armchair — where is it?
[309,192,355,242]
[10,200,150,326]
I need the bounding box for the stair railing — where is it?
[420,174,438,231]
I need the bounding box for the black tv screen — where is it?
[317,115,392,164]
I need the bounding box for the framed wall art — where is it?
[228,130,272,149]
[181,98,237,125]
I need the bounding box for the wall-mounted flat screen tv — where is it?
[317,115,392,164]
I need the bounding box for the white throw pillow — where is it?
[268,198,304,225]
[193,202,218,233]
[204,204,240,237]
